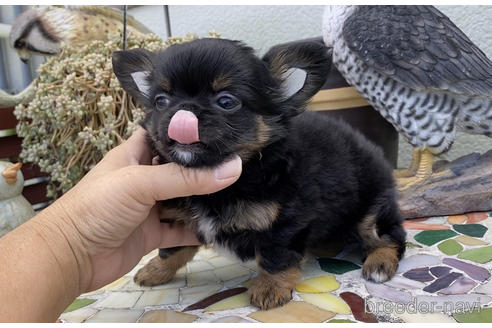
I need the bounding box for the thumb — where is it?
[123,155,242,204]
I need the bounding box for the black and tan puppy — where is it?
[112,38,406,310]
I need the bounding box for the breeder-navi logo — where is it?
[365,297,482,315]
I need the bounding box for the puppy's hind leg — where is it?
[358,194,406,283]
[134,246,198,286]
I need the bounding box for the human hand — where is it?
[42,128,242,293]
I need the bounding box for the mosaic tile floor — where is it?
[59,212,492,323]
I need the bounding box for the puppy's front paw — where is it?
[362,247,399,283]
[249,281,293,310]
[134,256,177,287]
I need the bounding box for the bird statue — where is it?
[9,5,151,62]
[322,5,492,190]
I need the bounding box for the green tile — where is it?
[453,307,492,323]
[437,239,463,255]
[457,245,492,264]
[318,258,360,274]
[405,241,423,248]
[453,224,488,238]
[64,298,96,313]
[414,230,458,246]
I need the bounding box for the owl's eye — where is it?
[154,94,170,110]
[215,93,241,111]
[14,39,25,48]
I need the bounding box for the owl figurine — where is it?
[323,6,492,190]
[9,6,151,62]
[0,162,35,237]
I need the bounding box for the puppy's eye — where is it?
[216,93,241,111]
[154,94,170,110]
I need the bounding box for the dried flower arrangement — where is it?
[14,31,214,198]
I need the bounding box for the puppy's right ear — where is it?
[112,49,154,107]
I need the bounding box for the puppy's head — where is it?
[112,38,330,167]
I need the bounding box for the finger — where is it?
[120,155,242,205]
[122,128,152,165]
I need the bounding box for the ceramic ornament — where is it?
[0,161,35,237]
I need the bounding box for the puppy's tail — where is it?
[357,189,406,259]
[357,189,407,282]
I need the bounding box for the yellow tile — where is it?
[139,310,197,323]
[299,293,351,315]
[295,275,340,293]
[448,215,467,224]
[248,301,335,323]
[455,235,488,246]
[204,292,250,311]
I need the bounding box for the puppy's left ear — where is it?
[263,37,331,114]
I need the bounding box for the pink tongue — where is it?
[168,110,200,144]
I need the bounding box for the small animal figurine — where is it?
[112,38,406,310]
[9,6,150,62]
[323,5,492,190]
[0,162,35,237]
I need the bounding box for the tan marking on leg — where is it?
[134,246,198,286]
[362,244,400,283]
[358,214,400,282]
[248,266,301,310]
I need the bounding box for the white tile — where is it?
[60,307,98,323]
[180,283,222,305]
[214,265,252,281]
[85,309,143,323]
[187,270,219,287]
[242,260,258,271]
[186,260,214,273]
[195,247,220,260]
[94,291,142,309]
[209,256,240,268]
[134,289,180,308]
[223,274,252,288]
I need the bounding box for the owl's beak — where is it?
[2,162,22,184]
[16,49,31,64]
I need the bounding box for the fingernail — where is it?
[215,155,242,180]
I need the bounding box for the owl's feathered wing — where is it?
[342,5,492,97]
